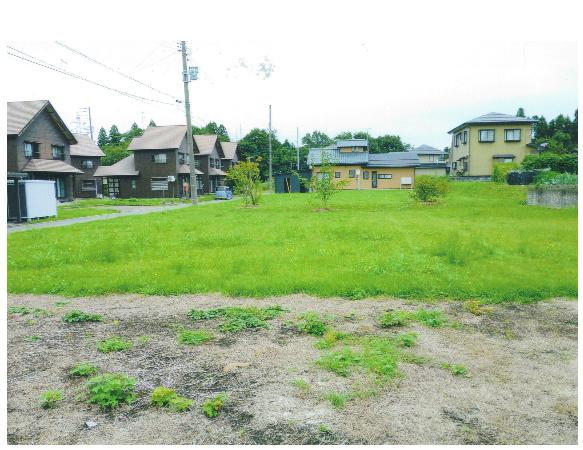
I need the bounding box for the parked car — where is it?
[214,186,233,200]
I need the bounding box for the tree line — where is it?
[519,107,578,153]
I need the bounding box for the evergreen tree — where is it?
[516,107,525,117]
[148,119,157,127]
[97,127,109,149]
[108,125,122,145]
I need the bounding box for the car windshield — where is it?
[216,186,227,192]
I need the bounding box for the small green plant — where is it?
[151,387,193,412]
[441,362,469,377]
[314,329,349,349]
[177,329,214,345]
[70,362,98,377]
[97,337,133,353]
[26,335,41,342]
[202,392,227,418]
[316,347,360,377]
[86,373,136,409]
[296,312,327,336]
[411,308,448,327]
[188,305,285,333]
[291,378,311,392]
[318,424,330,433]
[396,332,418,348]
[63,310,103,323]
[463,300,493,316]
[55,301,71,307]
[324,392,351,408]
[40,390,63,409]
[411,175,449,202]
[379,310,410,328]
[168,396,193,412]
[137,335,151,345]
[8,306,32,315]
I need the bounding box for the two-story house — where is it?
[94,125,238,198]
[7,100,82,201]
[448,112,537,176]
[411,144,447,176]
[70,134,106,197]
[307,139,420,189]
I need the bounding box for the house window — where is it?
[151,153,167,163]
[55,177,66,198]
[194,158,201,168]
[179,153,189,165]
[221,160,225,170]
[378,174,392,179]
[428,155,436,162]
[362,171,369,180]
[151,177,169,191]
[131,179,136,189]
[479,129,495,142]
[52,146,65,160]
[81,160,93,169]
[24,142,40,158]
[81,180,96,191]
[334,171,341,178]
[452,162,458,170]
[504,129,521,142]
[463,130,468,144]
[348,169,356,178]
[103,177,120,197]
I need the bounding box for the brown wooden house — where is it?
[7,100,81,201]
[70,134,105,197]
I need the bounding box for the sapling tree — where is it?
[300,152,348,210]
[225,157,263,206]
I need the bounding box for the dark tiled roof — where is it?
[7,100,77,144]
[22,159,83,174]
[129,125,186,150]
[220,141,238,160]
[94,154,139,177]
[71,134,105,157]
[368,152,419,168]
[449,112,536,134]
[307,148,369,165]
[336,139,368,148]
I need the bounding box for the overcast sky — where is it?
[4,8,579,150]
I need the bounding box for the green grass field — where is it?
[70,195,215,207]
[7,183,577,302]
[31,207,119,223]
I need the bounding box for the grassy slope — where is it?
[7,183,577,302]
[31,207,120,223]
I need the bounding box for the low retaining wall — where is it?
[449,176,492,182]
[527,185,578,208]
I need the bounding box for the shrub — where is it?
[168,396,193,412]
[314,329,349,349]
[63,310,103,323]
[296,312,327,336]
[522,152,577,174]
[533,171,578,187]
[441,363,469,377]
[492,162,519,183]
[70,362,98,377]
[411,308,448,327]
[379,311,410,328]
[177,329,214,345]
[396,332,418,348]
[97,337,133,353]
[40,390,63,409]
[151,387,178,407]
[202,392,227,418]
[225,158,263,206]
[86,373,136,409]
[188,305,285,333]
[411,176,449,202]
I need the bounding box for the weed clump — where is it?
[463,300,493,316]
[378,308,451,329]
[314,329,350,349]
[40,390,63,409]
[63,310,103,323]
[188,305,285,333]
[97,337,133,353]
[177,329,214,345]
[396,332,418,348]
[151,387,193,412]
[9,306,51,317]
[86,373,136,409]
[296,312,328,336]
[70,362,98,377]
[411,308,448,327]
[202,392,227,418]
[379,311,410,328]
[441,363,469,377]
[325,392,350,408]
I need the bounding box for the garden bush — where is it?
[533,171,578,187]
[522,152,577,174]
[492,162,520,183]
[86,373,136,409]
[411,176,449,202]
[296,312,328,336]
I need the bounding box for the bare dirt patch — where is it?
[6,294,577,444]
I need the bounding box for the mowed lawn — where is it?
[7,183,577,302]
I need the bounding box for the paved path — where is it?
[7,200,224,234]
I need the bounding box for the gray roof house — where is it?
[448,112,536,134]
[410,145,447,176]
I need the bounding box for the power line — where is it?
[54,41,180,101]
[7,46,183,112]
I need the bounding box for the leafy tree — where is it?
[148,119,157,127]
[225,157,263,206]
[101,141,130,166]
[370,134,412,153]
[531,110,578,152]
[238,128,272,179]
[97,127,109,149]
[301,152,348,210]
[334,131,353,140]
[411,176,449,203]
[302,130,334,149]
[192,121,230,142]
[516,107,525,117]
[108,125,122,145]
[124,122,143,140]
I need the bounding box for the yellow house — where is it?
[448,112,537,176]
[307,139,419,189]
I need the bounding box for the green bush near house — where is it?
[411,175,449,202]
[522,152,577,174]
[492,162,520,183]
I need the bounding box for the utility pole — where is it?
[296,126,300,170]
[180,40,198,205]
[87,107,93,141]
[268,105,273,193]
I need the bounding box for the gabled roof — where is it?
[367,152,419,168]
[128,125,186,150]
[307,148,369,165]
[94,154,139,177]
[449,112,536,134]
[220,141,238,160]
[71,134,105,157]
[336,139,368,148]
[22,158,83,174]
[209,167,227,176]
[194,134,221,156]
[178,164,203,175]
[413,144,443,154]
[7,100,77,144]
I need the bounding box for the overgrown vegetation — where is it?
[151,387,193,412]
[411,175,449,202]
[40,390,63,409]
[522,153,577,174]
[379,308,450,329]
[188,305,285,333]
[69,362,98,377]
[492,162,520,183]
[295,312,328,336]
[202,393,227,418]
[86,373,137,409]
[177,329,214,345]
[533,171,578,187]
[8,183,577,302]
[62,310,103,323]
[96,337,133,353]
[8,306,51,317]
